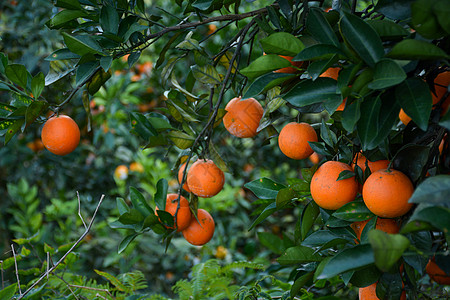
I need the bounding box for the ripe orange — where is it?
[432,71,450,113]
[187,159,225,198]
[223,97,264,138]
[114,165,129,180]
[278,122,318,160]
[426,258,450,285]
[156,194,192,232]
[352,153,389,174]
[309,152,320,165]
[351,218,399,242]
[362,169,414,218]
[182,209,215,246]
[336,99,346,111]
[41,115,80,156]
[359,283,406,300]
[320,67,340,80]
[178,162,191,193]
[207,24,217,35]
[130,162,144,173]
[399,108,412,126]
[215,246,228,259]
[274,55,304,73]
[310,161,358,210]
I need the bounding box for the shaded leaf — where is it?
[260,32,305,56]
[244,177,285,199]
[369,230,410,272]
[277,245,322,265]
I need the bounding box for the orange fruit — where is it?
[351,218,399,242]
[41,115,80,156]
[215,246,228,259]
[309,152,320,165]
[320,67,340,80]
[426,258,450,285]
[130,162,144,173]
[362,169,414,218]
[207,24,217,35]
[187,159,225,198]
[399,108,412,126]
[182,209,215,246]
[178,162,191,193]
[352,153,389,174]
[336,99,346,111]
[432,71,450,113]
[114,165,129,180]
[223,97,264,138]
[359,282,406,300]
[156,194,192,232]
[278,122,318,160]
[137,61,152,75]
[274,55,304,73]
[310,161,358,210]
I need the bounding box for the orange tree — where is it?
[1,0,450,299]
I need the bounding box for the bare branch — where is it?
[11,244,22,296]
[18,195,105,300]
[77,191,88,230]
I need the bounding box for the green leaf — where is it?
[243,73,294,99]
[340,11,384,67]
[395,78,432,131]
[403,205,450,234]
[277,245,322,265]
[100,4,119,34]
[25,101,48,129]
[118,209,145,224]
[128,51,141,68]
[317,244,374,279]
[76,61,99,86]
[411,0,446,39]
[294,44,345,61]
[291,272,314,298]
[154,178,168,210]
[117,197,130,215]
[156,210,174,228]
[0,284,17,300]
[209,142,229,172]
[392,144,429,182]
[369,230,410,272]
[387,39,449,60]
[366,19,409,39]
[320,119,337,147]
[258,232,285,254]
[248,202,278,230]
[167,130,195,149]
[357,96,381,151]
[48,9,84,28]
[5,119,24,145]
[95,270,128,292]
[284,77,341,113]
[55,0,82,10]
[45,48,80,61]
[300,201,320,241]
[333,201,373,222]
[369,91,401,148]
[341,99,361,133]
[408,175,450,207]
[240,54,291,79]
[306,8,339,47]
[433,0,450,34]
[368,59,406,90]
[374,0,414,21]
[118,233,139,253]
[302,230,350,249]
[62,32,103,56]
[275,187,296,208]
[244,177,285,199]
[130,112,158,140]
[5,64,30,89]
[260,32,305,56]
[191,64,221,86]
[129,187,152,216]
[31,72,45,99]
[192,0,214,10]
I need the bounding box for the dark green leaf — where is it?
[100,4,119,34]
[387,39,449,60]
[258,232,285,254]
[411,0,446,39]
[76,61,99,86]
[374,0,414,20]
[341,99,361,133]
[368,59,406,90]
[48,9,84,28]
[244,73,294,98]
[307,55,339,81]
[118,233,139,254]
[62,33,103,56]
[333,201,373,222]
[302,230,350,248]
[154,178,168,210]
[156,210,174,228]
[294,44,345,61]
[260,32,305,56]
[248,202,278,230]
[320,119,337,147]
[366,19,409,39]
[118,209,145,224]
[396,78,432,131]
[340,12,384,67]
[317,244,374,279]
[55,0,82,10]
[300,201,320,241]
[0,284,17,300]
[31,72,45,99]
[306,8,339,47]
[240,54,291,79]
[130,112,158,140]
[369,230,410,272]
[25,101,48,129]
[409,175,450,207]
[244,177,285,199]
[404,204,450,233]
[309,141,332,156]
[276,187,296,208]
[5,64,30,89]
[433,0,450,34]
[357,96,381,151]
[129,187,152,216]
[100,56,113,72]
[128,51,141,68]
[192,0,214,10]
[377,272,404,300]
[291,272,314,298]
[349,265,381,287]
[277,245,322,265]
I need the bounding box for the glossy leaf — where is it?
[130,112,158,140]
[357,96,381,151]
[284,77,340,112]
[306,8,339,47]
[240,54,291,79]
[368,59,406,90]
[48,9,84,28]
[317,244,374,279]
[333,201,373,222]
[248,202,278,230]
[277,245,322,265]
[340,12,384,67]
[100,4,119,34]
[302,230,350,248]
[300,201,320,241]
[395,78,432,131]
[341,99,360,133]
[31,72,45,99]
[5,64,29,89]
[244,73,294,99]
[62,32,103,56]
[129,187,152,216]
[387,39,449,60]
[294,44,345,61]
[276,187,296,208]
[369,230,410,272]
[118,233,139,254]
[75,61,99,86]
[260,32,305,56]
[154,178,168,211]
[244,177,285,200]
[409,175,450,207]
[374,0,414,20]
[366,19,409,39]
[128,51,141,68]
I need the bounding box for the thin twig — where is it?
[77,191,88,230]
[18,195,105,300]
[11,244,22,296]
[55,275,80,300]
[1,260,3,289]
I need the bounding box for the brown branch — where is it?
[11,244,22,296]
[17,194,105,300]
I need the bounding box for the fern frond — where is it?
[173,279,194,300]
[120,270,148,292]
[220,260,265,275]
